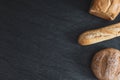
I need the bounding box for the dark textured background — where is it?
[1,0,120,80]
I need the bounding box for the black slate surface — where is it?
[1,0,120,80]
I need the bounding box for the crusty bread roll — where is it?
[78,22,120,46]
[89,0,120,20]
[91,48,120,80]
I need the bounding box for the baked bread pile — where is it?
[78,0,120,80]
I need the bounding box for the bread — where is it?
[89,0,120,20]
[78,22,120,46]
[91,48,120,80]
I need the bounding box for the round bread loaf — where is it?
[91,48,120,80]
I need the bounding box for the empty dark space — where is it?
[0,0,120,80]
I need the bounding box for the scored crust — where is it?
[78,22,120,46]
[91,48,120,80]
[89,0,120,20]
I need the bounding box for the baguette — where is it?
[78,23,120,46]
[89,0,120,20]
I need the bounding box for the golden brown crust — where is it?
[91,48,120,80]
[78,22,120,46]
[89,0,120,20]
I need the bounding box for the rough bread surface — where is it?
[91,48,120,80]
[78,22,120,46]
